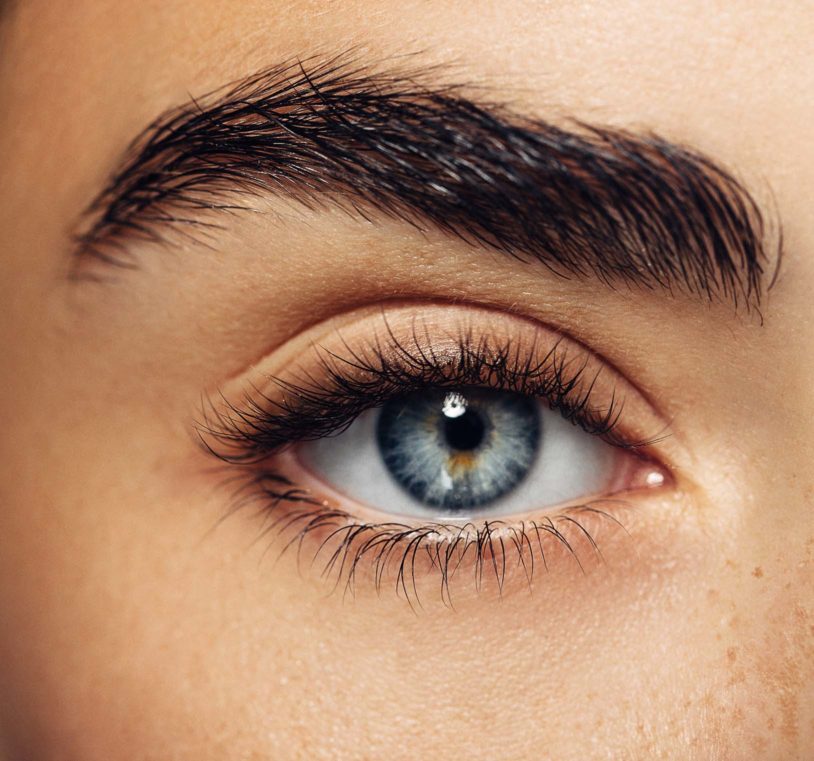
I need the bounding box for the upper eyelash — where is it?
[198,329,646,465]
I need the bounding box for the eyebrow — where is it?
[75,55,778,309]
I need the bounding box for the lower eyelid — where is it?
[199,442,674,603]
[230,430,673,592]
[218,461,670,604]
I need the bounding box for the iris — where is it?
[376,389,541,510]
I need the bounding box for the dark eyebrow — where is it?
[75,55,779,309]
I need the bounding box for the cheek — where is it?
[0,486,723,759]
[698,543,814,756]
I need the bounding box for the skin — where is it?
[1,1,813,758]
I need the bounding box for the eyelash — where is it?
[198,330,660,605]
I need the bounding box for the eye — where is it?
[299,387,633,520]
[199,305,674,600]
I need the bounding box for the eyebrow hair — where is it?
[75,55,778,309]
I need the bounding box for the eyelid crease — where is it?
[197,304,678,466]
[204,300,677,449]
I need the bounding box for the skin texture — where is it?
[0,1,813,759]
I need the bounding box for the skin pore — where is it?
[1,1,813,759]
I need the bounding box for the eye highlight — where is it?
[199,304,673,602]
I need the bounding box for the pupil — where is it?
[443,407,486,451]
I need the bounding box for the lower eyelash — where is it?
[219,467,631,607]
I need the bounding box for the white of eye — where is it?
[299,397,618,521]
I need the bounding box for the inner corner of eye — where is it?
[282,386,669,523]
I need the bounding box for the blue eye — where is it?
[301,388,621,520]
[376,390,540,510]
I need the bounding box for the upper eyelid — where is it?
[210,300,667,417]
[196,303,681,465]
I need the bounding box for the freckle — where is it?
[752,566,763,578]
[727,646,738,663]
[767,717,775,730]
[751,735,769,753]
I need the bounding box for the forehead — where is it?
[0,1,807,144]
[0,1,811,281]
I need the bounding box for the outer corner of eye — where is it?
[289,388,671,523]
